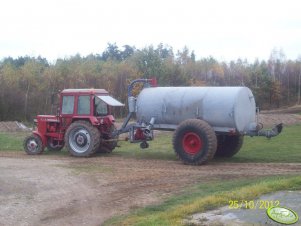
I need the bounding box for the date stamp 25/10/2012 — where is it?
[228,200,280,210]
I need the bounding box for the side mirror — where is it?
[51,91,61,105]
[51,91,61,115]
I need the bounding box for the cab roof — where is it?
[61,89,109,95]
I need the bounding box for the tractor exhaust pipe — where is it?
[247,123,283,138]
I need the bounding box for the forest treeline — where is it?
[0,43,300,121]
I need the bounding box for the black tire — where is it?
[173,119,217,165]
[98,125,118,153]
[47,139,64,151]
[214,135,244,158]
[65,120,100,157]
[24,134,44,155]
[140,141,149,149]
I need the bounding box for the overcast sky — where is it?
[0,0,300,62]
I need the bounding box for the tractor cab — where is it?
[60,89,124,117]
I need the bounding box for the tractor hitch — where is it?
[247,123,283,138]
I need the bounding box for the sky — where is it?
[0,0,301,62]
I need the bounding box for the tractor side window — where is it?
[95,97,108,116]
[78,96,90,115]
[62,96,75,114]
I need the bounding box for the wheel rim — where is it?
[69,128,91,153]
[26,138,39,153]
[182,132,202,155]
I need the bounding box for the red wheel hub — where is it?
[182,132,202,155]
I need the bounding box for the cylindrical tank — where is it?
[136,87,256,133]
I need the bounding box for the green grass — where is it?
[104,175,301,226]
[114,124,301,163]
[226,124,301,163]
[111,132,176,160]
[0,132,29,151]
[1,124,301,162]
[112,124,301,163]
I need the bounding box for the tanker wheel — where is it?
[65,120,100,157]
[47,139,64,151]
[214,135,244,158]
[173,119,217,165]
[24,134,44,155]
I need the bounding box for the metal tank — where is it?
[136,87,257,134]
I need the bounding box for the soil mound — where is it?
[0,121,31,132]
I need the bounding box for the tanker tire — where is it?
[24,134,44,155]
[65,120,100,157]
[214,135,244,158]
[173,119,217,165]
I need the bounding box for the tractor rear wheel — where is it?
[173,119,217,165]
[24,134,44,155]
[65,121,100,157]
[214,135,244,158]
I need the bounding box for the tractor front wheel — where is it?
[65,121,100,157]
[173,119,217,165]
[24,134,44,155]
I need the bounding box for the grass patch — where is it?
[113,125,301,163]
[223,124,301,163]
[104,175,301,226]
[1,124,301,163]
[112,132,176,160]
[0,132,29,151]
[114,125,301,163]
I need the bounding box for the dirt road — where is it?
[1,153,301,226]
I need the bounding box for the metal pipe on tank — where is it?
[114,79,156,136]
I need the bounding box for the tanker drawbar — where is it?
[115,78,283,165]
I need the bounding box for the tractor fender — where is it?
[32,131,47,146]
[107,115,115,124]
[72,116,100,126]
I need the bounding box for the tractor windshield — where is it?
[94,95,124,116]
[94,97,108,116]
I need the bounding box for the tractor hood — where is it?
[95,95,124,107]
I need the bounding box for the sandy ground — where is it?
[0,113,300,226]
[0,154,301,226]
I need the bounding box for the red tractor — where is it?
[24,89,124,156]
